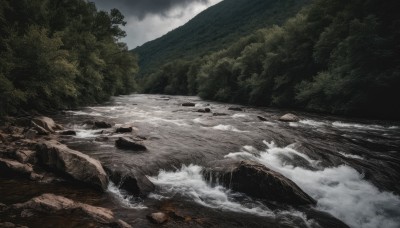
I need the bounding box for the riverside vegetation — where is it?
[139,0,400,120]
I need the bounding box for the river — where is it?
[2,94,400,228]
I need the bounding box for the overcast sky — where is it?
[91,0,222,49]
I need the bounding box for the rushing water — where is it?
[3,94,400,228]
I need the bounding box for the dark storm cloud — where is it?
[92,0,209,20]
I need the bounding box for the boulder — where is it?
[116,127,133,133]
[59,130,76,136]
[203,160,316,205]
[94,121,113,128]
[31,116,63,133]
[115,137,146,151]
[0,158,33,177]
[279,113,300,122]
[228,107,243,111]
[36,141,108,191]
[106,166,155,197]
[182,102,196,107]
[12,194,131,228]
[257,115,268,121]
[147,212,169,224]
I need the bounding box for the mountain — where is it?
[133,0,310,76]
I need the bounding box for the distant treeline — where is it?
[140,0,400,119]
[0,0,138,117]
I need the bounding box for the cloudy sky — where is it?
[92,0,222,49]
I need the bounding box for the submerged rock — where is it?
[94,121,113,128]
[115,137,146,151]
[36,141,109,191]
[12,194,131,228]
[203,160,316,205]
[257,115,268,121]
[213,113,228,116]
[147,212,169,224]
[116,127,133,133]
[197,108,211,113]
[182,102,196,107]
[59,130,76,136]
[228,107,243,111]
[106,166,155,197]
[279,113,300,122]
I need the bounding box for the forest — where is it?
[0,0,138,118]
[140,0,400,119]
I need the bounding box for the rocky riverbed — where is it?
[1,94,400,228]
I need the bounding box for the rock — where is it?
[14,150,36,163]
[228,107,243,111]
[31,121,50,135]
[0,222,16,228]
[106,166,155,197]
[182,102,196,107]
[147,212,169,224]
[257,115,268,121]
[115,137,146,151]
[197,108,211,113]
[203,160,316,205]
[0,202,7,211]
[94,121,113,128]
[213,113,228,116]
[59,130,76,136]
[0,158,33,177]
[279,113,300,122]
[24,129,38,139]
[84,120,94,125]
[95,136,109,142]
[116,127,133,133]
[36,141,108,191]
[12,194,131,227]
[31,116,62,133]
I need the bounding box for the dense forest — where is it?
[0,0,138,117]
[134,0,309,76]
[140,0,400,119]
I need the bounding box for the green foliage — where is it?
[0,0,139,117]
[141,0,400,119]
[134,0,309,76]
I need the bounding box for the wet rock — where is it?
[279,113,300,122]
[228,107,243,111]
[95,136,109,142]
[24,129,37,139]
[36,141,109,191]
[203,160,316,205]
[147,212,169,224]
[197,108,211,113]
[31,121,50,135]
[0,202,7,211]
[59,130,76,136]
[213,113,228,116]
[84,120,94,125]
[0,158,33,177]
[257,115,268,121]
[182,102,196,107]
[115,137,146,151]
[106,166,155,197]
[31,116,63,133]
[94,121,113,128]
[116,127,133,133]
[12,194,131,228]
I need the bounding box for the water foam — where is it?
[332,121,386,131]
[300,119,327,127]
[225,142,400,228]
[211,124,248,132]
[107,182,147,209]
[149,165,273,217]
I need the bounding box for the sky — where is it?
[91,0,223,49]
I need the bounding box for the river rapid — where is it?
[2,94,400,228]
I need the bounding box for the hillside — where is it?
[133,0,310,76]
